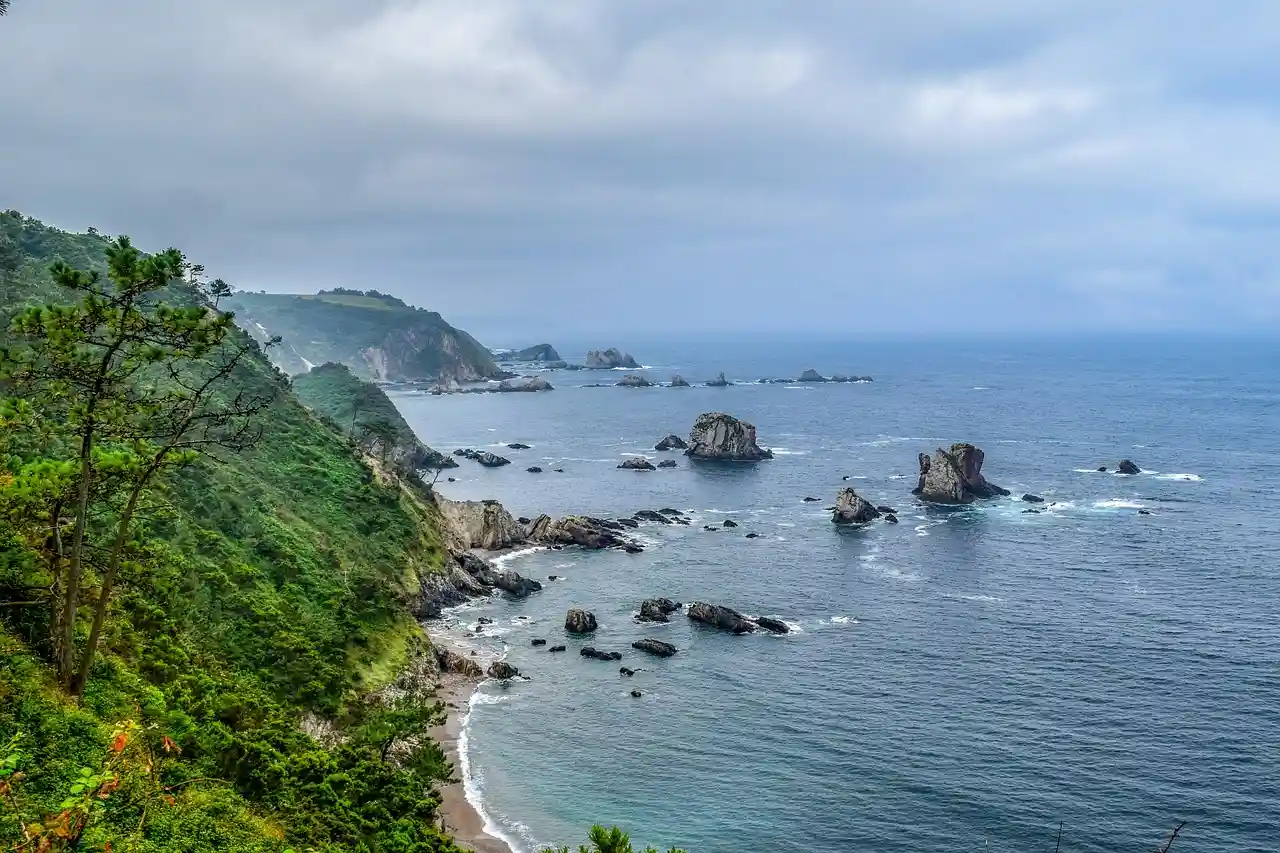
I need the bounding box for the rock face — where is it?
[655,434,688,451]
[586,348,640,369]
[705,372,732,387]
[1117,459,1142,475]
[912,443,1010,504]
[486,661,520,680]
[437,498,527,550]
[618,456,657,471]
[687,602,756,634]
[685,412,773,461]
[798,369,827,382]
[528,515,637,550]
[669,374,690,387]
[564,608,598,634]
[632,639,678,658]
[617,374,655,388]
[638,598,682,623]
[833,488,882,525]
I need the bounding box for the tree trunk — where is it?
[58,424,95,687]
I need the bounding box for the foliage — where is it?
[542,825,686,853]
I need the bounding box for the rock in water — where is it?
[657,459,678,469]
[1097,466,1108,472]
[1117,459,1142,475]
[617,374,654,387]
[798,368,827,382]
[507,442,532,449]
[687,602,757,634]
[669,374,690,387]
[655,434,688,451]
[754,617,790,634]
[638,598,682,623]
[434,647,483,678]
[833,488,882,525]
[565,608,598,634]
[632,639,678,658]
[437,498,527,551]
[527,515,637,550]
[912,443,1010,504]
[685,412,773,461]
[630,690,643,698]
[548,645,567,653]
[486,661,519,680]
[493,570,542,598]
[618,457,657,471]
[585,348,639,369]
[531,638,547,647]
[1021,493,1045,503]
[527,466,543,473]
[705,372,732,387]
[494,376,553,392]
[580,647,622,661]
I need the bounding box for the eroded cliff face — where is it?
[434,497,528,551]
[913,443,1010,504]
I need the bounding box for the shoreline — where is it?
[432,674,517,853]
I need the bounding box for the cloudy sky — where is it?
[2,1,1278,340]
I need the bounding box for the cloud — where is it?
[0,0,1277,339]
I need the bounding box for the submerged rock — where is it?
[620,667,635,676]
[618,456,657,471]
[876,505,898,514]
[655,434,688,451]
[754,617,790,634]
[1118,459,1142,475]
[884,514,899,523]
[585,348,640,369]
[1097,466,1108,472]
[833,488,881,525]
[687,602,756,634]
[531,638,547,647]
[685,412,772,461]
[913,443,1010,504]
[632,638,678,658]
[527,466,543,473]
[580,647,623,661]
[638,598,682,623]
[1022,493,1045,503]
[633,510,673,525]
[507,442,532,450]
[486,661,520,680]
[630,689,643,698]
[803,497,820,503]
[548,645,567,653]
[564,608,598,634]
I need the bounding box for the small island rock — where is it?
[632,639,678,658]
[687,602,756,634]
[638,598,682,623]
[585,348,640,369]
[1118,459,1142,475]
[705,372,733,387]
[565,608,598,634]
[486,661,519,680]
[913,443,1010,504]
[655,434,688,451]
[685,412,773,461]
[669,374,691,387]
[833,488,882,525]
[618,456,657,471]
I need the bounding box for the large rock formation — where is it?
[527,515,636,550]
[494,344,560,362]
[617,374,655,388]
[655,434,688,451]
[436,498,527,550]
[687,602,757,634]
[434,646,483,678]
[493,570,542,598]
[685,413,773,461]
[638,598,682,622]
[493,376,553,393]
[585,348,640,369]
[486,661,520,680]
[913,443,1010,504]
[754,617,790,634]
[453,448,512,467]
[632,639,678,658]
[565,608,598,633]
[833,488,881,525]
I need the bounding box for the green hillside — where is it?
[227,289,501,383]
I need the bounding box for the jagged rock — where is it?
[655,434,688,451]
[1022,494,1045,503]
[415,558,493,618]
[508,442,532,450]
[487,661,519,680]
[454,448,512,467]
[494,570,542,598]
[630,690,642,698]
[618,457,657,471]
[495,344,560,362]
[798,369,827,382]
[833,488,881,525]
[638,598,682,623]
[564,608,598,634]
[620,667,635,676]
[913,443,1010,504]
[528,515,636,550]
[657,459,678,469]
[580,647,623,661]
[705,372,732,387]
[437,498,527,550]
[585,348,639,369]
[660,508,683,516]
[884,514,899,524]
[632,639,678,658]
[1118,459,1141,475]
[527,466,543,473]
[669,374,690,388]
[633,510,673,525]
[624,543,644,554]
[617,374,655,388]
[434,647,484,678]
[754,617,790,634]
[687,602,756,634]
[548,645,567,653]
[531,638,547,647]
[722,519,738,528]
[685,412,772,461]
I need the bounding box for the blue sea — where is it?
[390,337,1279,853]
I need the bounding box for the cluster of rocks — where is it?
[795,369,875,383]
[453,448,511,467]
[415,550,544,619]
[687,601,790,634]
[617,374,656,388]
[431,376,554,395]
[585,348,640,369]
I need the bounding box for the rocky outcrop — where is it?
[585,348,639,369]
[633,510,672,525]
[507,442,532,450]
[687,602,756,634]
[494,344,560,362]
[486,661,519,680]
[617,374,655,388]
[1022,493,1045,503]
[798,369,826,382]
[833,488,881,525]
[754,617,790,634]
[564,608,598,634]
[493,570,542,598]
[638,598,682,623]
[618,457,657,471]
[705,372,732,387]
[493,376,553,393]
[912,443,1010,504]
[580,647,622,661]
[657,459,678,469]
[437,498,527,550]
[434,646,483,678]
[527,515,637,550]
[632,639,678,658]
[453,448,512,467]
[669,375,690,388]
[1117,459,1141,475]
[685,412,772,461]
[655,434,688,451]
[415,557,493,618]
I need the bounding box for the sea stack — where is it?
[912,443,1010,504]
[832,488,881,524]
[585,348,639,369]
[685,412,773,461]
[655,434,688,451]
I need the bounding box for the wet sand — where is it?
[432,676,514,853]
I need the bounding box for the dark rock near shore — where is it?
[884,514,899,523]
[528,514,637,550]
[486,661,519,680]
[1138,509,1152,515]
[616,517,640,529]
[620,667,635,676]
[655,434,688,451]
[494,570,543,598]
[876,505,898,514]
[913,443,1010,504]
[548,645,567,653]
[657,459,678,468]
[527,466,543,473]
[531,638,547,647]
[1022,493,1045,503]
[454,448,512,468]
[434,647,483,678]
[630,689,642,698]
[723,519,738,528]
[632,638,678,658]
[1118,459,1142,475]
[618,456,657,471]
[1097,466,1108,472]
[633,510,672,525]
[833,487,881,525]
[564,608,598,634]
[685,412,772,461]
[687,602,756,634]
[638,598,682,622]
[580,647,623,661]
[803,497,820,502]
[754,617,790,634]
[507,442,532,450]
[745,532,761,539]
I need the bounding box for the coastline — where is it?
[432,674,517,853]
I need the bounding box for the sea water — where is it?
[393,336,1279,853]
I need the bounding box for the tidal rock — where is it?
[876,505,898,514]
[632,638,678,658]
[705,372,733,387]
[803,497,820,503]
[798,369,827,382]
[633,510,673,525]
[913,443,1010,504]
[528,515,637,550]
[618,456,657,471]
[754,617,790,634]
[585,348,639,369]
[703,525,719,531]
[564,608,598,634]
[580,647,623,661]
[884,514,899,523]
[620,667,635,676]
[531,638,547,647]
[1117,459,1142,475]
[1097,466,1108,472]
[655,434,689,451]
[494,570,542,598]
[722,519,738,528]
[638,598,682,623]
[1138,509,1152,515]
[685,412,772,461]
[630,690,643,698]
[478,617,493,625]
[527,466,543,473]
[657,459,678,468]
[687,602,756,634]
[616,517,640,529]
[1022,493,1045,503]
[548,575,560,581]
[447,477,456,482]
[617,374,655,388]
[745,532,761,539]
[624,544,644,554]
[1022,509,1041,514]
[486,661,520,680]
[453,448,512,467]
[507,442,532,450]
[434,647,483,678]
[659,508,683,516]
[548,645,567,653]
[494,376,553,393]
[669,374,691,387]
[833,488,881,525]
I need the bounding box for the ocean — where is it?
[390,336,1279,853]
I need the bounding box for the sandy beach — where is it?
[432,675,515,853]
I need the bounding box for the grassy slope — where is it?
[0,212,460,852]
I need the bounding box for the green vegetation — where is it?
[542,825,685,853]
[226,289,500,383]
[292,362,456,476]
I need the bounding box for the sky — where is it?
[2,1,1279,342]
